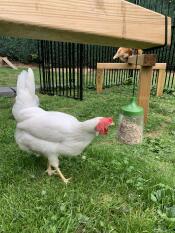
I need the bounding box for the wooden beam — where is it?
[137,66,153,123]
[156,68,167,97]
[97,63,166,70]
[96,69,104,94]
[152,63,166,70]
[1,57,18,70]
[128,54,156,66]
[0,0,171,48]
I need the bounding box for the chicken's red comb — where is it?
[102,117,113,124]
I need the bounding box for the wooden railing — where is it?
[96,55,166,123]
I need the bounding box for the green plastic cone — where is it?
[121,97,144,117]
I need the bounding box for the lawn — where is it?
[0,66,40,86]
[0,67,175,232]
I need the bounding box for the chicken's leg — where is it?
[55,167,71,184]
[48,157,71,184]
[45,162,56,176]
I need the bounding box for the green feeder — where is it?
[118,97,144,145]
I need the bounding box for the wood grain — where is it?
[128,54,156,66]
[97,63,166,70]
[96,69,104,94]
[1,57,18,70]
[137,66,153,123]
[0,0,171,48]
[156,68,167,97]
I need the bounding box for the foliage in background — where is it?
[0,37,38,63]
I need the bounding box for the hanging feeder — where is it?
[118,97,144,145]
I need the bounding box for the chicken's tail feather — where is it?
[12,68,39,120]
[17,68,36,96]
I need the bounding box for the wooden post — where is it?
[156,68,166,97]
[96,69,104,94]
[137,67,153,123]
[128,54,156,123]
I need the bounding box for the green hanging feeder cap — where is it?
[121,97,144,117]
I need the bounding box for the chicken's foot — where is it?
[56,167,71,184]
[45,163,56,176]
[46,162,71,184]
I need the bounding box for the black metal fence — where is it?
[38,0,175,100]
[38,41,83,99]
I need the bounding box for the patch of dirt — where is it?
[100,194,113,204]
[145,131,162,138]
[163,116,172,124]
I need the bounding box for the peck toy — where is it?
[118,97,144,145]
[117,51,144,145]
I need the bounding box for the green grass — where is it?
[0,68,175,232]
[0,67,40,86]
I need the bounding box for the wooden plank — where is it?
[152,63,166,70]
[156,68,166,97]
[137,66,153,123]
[0,0,171,48]
[0,57,3,67]
[96,69,104,94]
[97,63,137,70]
[2,57,18,70]
[97,63,166,70]
[128,54,156,66]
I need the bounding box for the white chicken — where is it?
[12,69,114,183]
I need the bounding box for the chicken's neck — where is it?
[80,117,101,134]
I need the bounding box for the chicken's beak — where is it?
[110,121,115,126]
[113,54,118,60]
